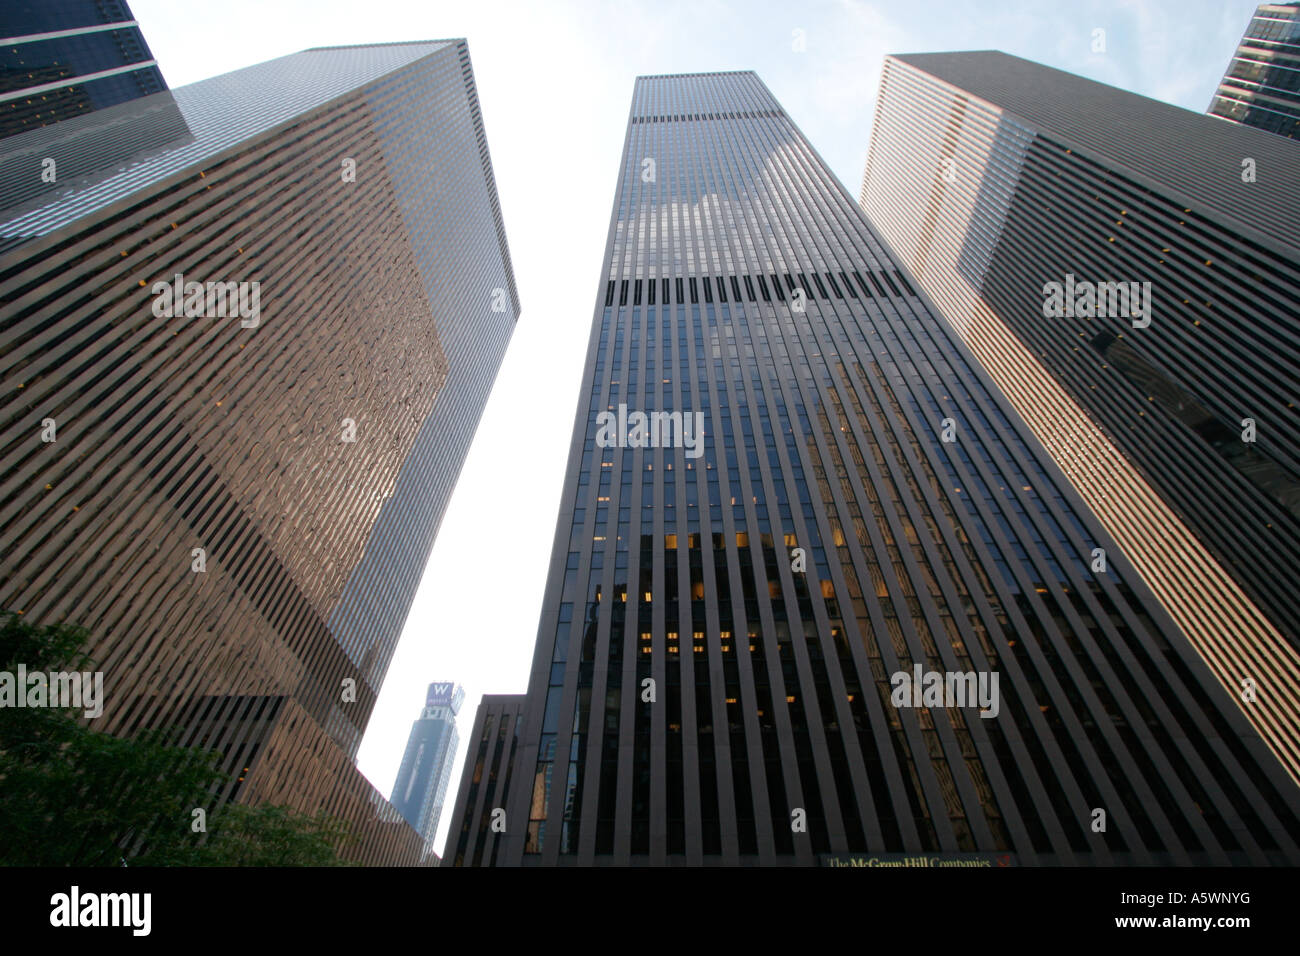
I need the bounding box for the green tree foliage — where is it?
[178,804,356,867]
[0,612,354,866]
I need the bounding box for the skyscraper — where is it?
[1208,2,1300,139]
[0,0,189,214]
[859,50,1300,783]
[0,0,168,139]
[469,70,1298,866]
[446,693,525,867]
[0,39,518,864]
[390,682,464,859]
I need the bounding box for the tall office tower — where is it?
[0,0,167,138]
[390,682,465,858]
[0,40,518,864]
[859,51,1300,783]
[447,694,525,866]
[475,70,1299,867]
[0,0,188,213]
[1209,3,1300,139]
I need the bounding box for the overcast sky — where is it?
[130,0,1260,856]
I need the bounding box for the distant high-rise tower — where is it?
[1208,3,1300,139]
[462,71,1299,866]
[391,682,465,857]
[0,39,518,864]
[859,50,1300,783]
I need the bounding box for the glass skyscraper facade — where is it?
[468,70,1299,866]
[0,39,517,864]
[0,0,187,215]
[1209,2,1300,140]
[0,0,167,139]
[860,50,1300,784]
[390,682,464,859]
[447,693,525,867]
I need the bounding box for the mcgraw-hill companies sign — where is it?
[821,854,1015,868]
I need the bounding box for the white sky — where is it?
[129,0,1259,856]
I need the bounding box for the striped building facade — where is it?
[0,0,168,139]
[859,50,1300,783]
[0,0,188,213]
[1208,2,1300,140]
[447,693,525,867]
[0,40,518,864]
[470,70,1299,866]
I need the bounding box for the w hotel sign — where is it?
[426,682,465,716]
